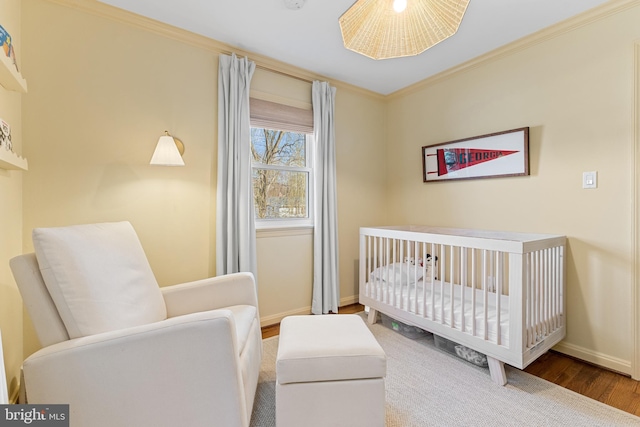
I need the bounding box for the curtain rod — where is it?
[255,64,315,84]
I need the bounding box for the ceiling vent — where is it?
[284,0,306,10]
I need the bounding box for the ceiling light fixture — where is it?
[339,0,470,60]
[393,0,407,13]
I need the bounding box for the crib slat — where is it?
[370,235,375,300]
[392,239,398,307]
[460,247,466,333]
[544,248,551,337]
[383,238,388,305]
[379,236,383,301]
[430,243,437,321]
[440,245,447,323]
[471,249,477,337]
[550,247,556,330]
[526,253,533,347]
[532,251,538,344]
[542,249,547,334]
[422,242,427,319]
[376,236,381,301]
[551,248,560,330]
[366,235,370,298]
[495,252,502,346]
[535,251,541,343]
[552,248,558,330]
[539,250,544,340]
[560,245,565,329]
[483,250,489,341]
[449,245,455,329]
[397,240,409,311]
[404,240,410,311]
[412,241,420,314]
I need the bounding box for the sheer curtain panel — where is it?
[216,53,258,280]
[312,81,339,315]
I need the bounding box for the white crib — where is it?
[359,226,566,385]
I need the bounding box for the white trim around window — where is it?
[252,133,315,230]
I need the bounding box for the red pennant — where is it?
[437,148,519,176]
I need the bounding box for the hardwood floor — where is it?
[524,351,640,417]
[261,304,640,417]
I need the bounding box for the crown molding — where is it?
[387,0,640,99]
[44,0,385,101]
[44,0,632,102]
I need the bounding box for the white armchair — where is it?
[10,222,262,427]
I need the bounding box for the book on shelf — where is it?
[0,119,12,152]
[0,24,19,72]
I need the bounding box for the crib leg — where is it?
[487,357,507,386]
[367,307,378,325]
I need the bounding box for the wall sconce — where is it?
[150,131,185,166]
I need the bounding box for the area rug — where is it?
[250,314,640,426]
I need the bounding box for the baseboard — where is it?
[259,295,360,327]
[260,306,311,327]
[340,295,359,307]
[553,341,631,375]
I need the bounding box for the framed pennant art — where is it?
[422,127,529,182]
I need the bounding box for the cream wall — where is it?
[0,0,24,402]
[385,3,640,373]
[20,0,388,355]
[335,88,389,301]
[21,0,215,355]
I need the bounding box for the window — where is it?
[249,97,314,229]
[251,128,313,228]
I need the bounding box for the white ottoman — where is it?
[276,314,386,427]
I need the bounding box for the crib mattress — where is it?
[365,279,510,345]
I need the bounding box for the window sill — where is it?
[256,225,313,238]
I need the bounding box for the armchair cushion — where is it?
[226,305,257,354]
[33,222,167,339]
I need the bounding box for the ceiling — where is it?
[96,0,611,95]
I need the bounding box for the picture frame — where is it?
[422,127,529,183]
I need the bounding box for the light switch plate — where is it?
[582,171,597,189]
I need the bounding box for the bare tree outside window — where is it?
[251,128,310,220]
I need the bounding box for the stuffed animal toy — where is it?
[404,255,438,266]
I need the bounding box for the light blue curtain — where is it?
[311,81,339,315]
[216,53,258,280]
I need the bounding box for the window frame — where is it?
[251,129,314,230]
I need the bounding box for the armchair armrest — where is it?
[161,272,258,318]
[23,310,250,427]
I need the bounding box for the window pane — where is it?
[251,128,306,167]
[253,169,308,219]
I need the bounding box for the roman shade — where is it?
[250,98,313,134]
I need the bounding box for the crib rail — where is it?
[359,226,566,366]
[524,246,565,349]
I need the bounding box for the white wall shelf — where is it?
[0,149,28,170]
[0,51,27,93]
[0,51,28,169]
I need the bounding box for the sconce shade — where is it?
[150,134,185,166]
[339,0,470,60]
